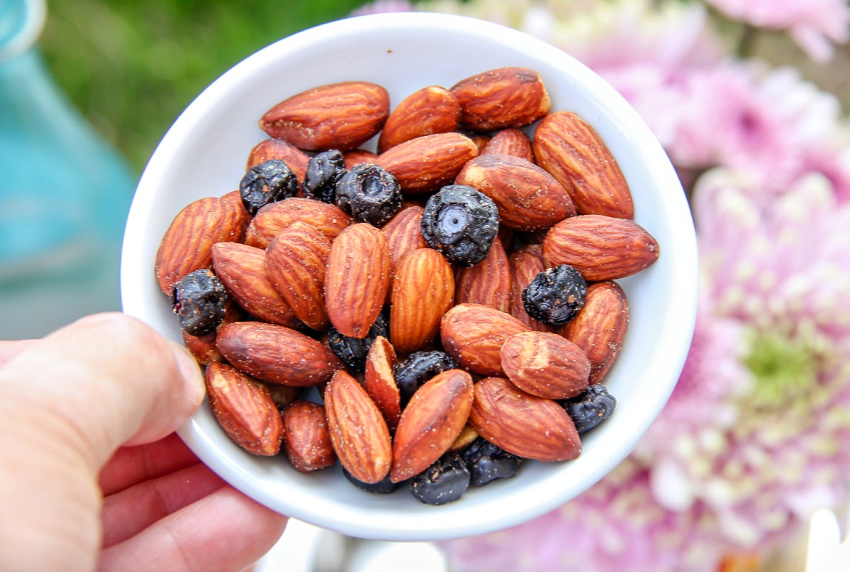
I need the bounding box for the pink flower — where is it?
[350,0,412,17]
[705,0,850,62]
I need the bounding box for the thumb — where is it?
[0,312,205,471]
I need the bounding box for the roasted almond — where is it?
[559,280,629,384]
[205,362,283,456]
[390,248,455,355]
[376,132,479,194]
[542,214,660,281]
[216,322,341,386]
[343,149,379,169]
[281,400,336,473]
[533,111,634,219]
[325,223,390,338]
[245,197,352,248]
[265,221,332,331]
[363,336,401,431]
[481,128,534,162]
[390,369,474,482]
[211,242,300,327]
[378,85,460,152]
[454,236,512,313]
[469,376,581,462]
[260,81,390,151]
[455,153,576,231]
[508,245,555,332]
[440,303,531,376]
[381,204,427,303]
[500,331,590,399]
[450,67,550,132]
[324,370,392,484]
[246,138,311,185]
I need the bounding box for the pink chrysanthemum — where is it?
[704,0,850,62]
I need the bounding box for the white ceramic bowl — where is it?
[121,12,698,542]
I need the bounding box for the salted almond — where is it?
[260,81,390,151]
[440,304,530,376]
[216,322,341,386]
[500,331,590,399]
[378,86,460,152]
[450,67,550,131]
[181,299,246,365]
[324,370,392,484]
[454,237,512,313]
[245,197,352,249]
[265,221,332,331]
[559,281,629,384]
[390,369,474,482]
[325,223,390,338]
[205,362,283,456]
[343,149,379,169]
[542,214,660,281]
[481,128,534,162]
[246,138,310,184]
[281,400,336,473]
[390,248,455,354]
[363,336,401,431]
[448,425,480,452]
[381,204,427,303]
[376,132,479,193]
[469,377,581,462]
[508,245,554,332]
[533,111,634,219]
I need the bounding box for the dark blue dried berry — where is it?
[421,185,499,267]
[302,149,346,204]
[327,312,389,373]
[335,163,402,226]
[343,467,405,494]
[521,264,587,326]
[171,269,228,336]
[409,453,470,505]
[393,351,459,406]
[460,437,521,487]
[240,159,299,215]
[563,384,616,433]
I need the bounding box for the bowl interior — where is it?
[121,12,698,541]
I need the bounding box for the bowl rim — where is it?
[121,11,698,541]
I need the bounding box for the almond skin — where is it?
[469,377,581,462]
[450,67,550,132]
[325,223,390,338]
[205,362,283,456]
[260,81,390,151]
[265,221,332,331]
[211,242,299,327]
[154,196,247,294]
[454,236,512,313]
[390,248,455,355]
[559,280,629,384]
[381,204,428,303]
[281,400,336,473]
[245,197,352,249]
[216,322,341,386]
[363,336,402,431]
[378,86,461,153]
[500,331,591,399]
[455,153,576,231]
[508,245,555,332]
[481,128,535,163]
[440,304,531,376]
[390,369,474,482]
[376,132,479,194]
[542,214,660,281]
[324,370,392,484]
[246,138,310,185]
[533,111,634,219]
[343,149,379,169]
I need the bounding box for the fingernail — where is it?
[170,342,205,406]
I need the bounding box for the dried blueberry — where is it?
[327,312,389,373]
[521,264,587,326]
[335,163,402,226]
[409,453,470,505]
[302,149,346,204]
[420,185,499,267]
[460,437,521,487]
[171,269,228,336]
[343,467,405,494]
[393,350,459,406]
[563,384,617,433]
[239,159,299,215]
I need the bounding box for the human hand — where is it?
[0,313,288,572]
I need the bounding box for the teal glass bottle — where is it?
[0,0,135,339]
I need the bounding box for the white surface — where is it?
[121,12,698,541]
[806,508,850,572]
